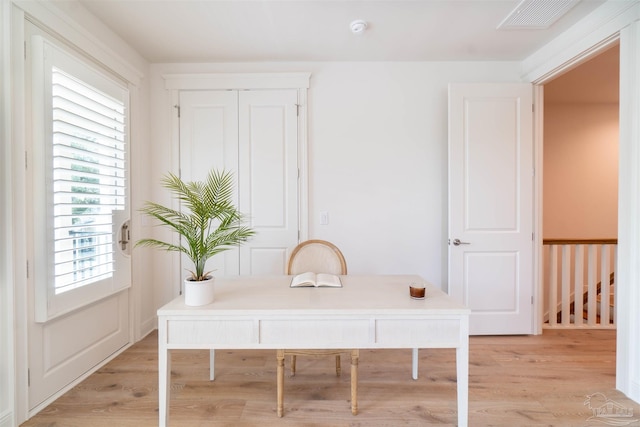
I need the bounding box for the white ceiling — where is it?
[72,0,607,63]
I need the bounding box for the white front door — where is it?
[448,83,534,335]
[179,89,299,276]
[27,25,131,411]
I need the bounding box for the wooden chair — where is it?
[285,239,347,376]
[278,239,357,416]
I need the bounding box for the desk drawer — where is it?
[260,319,370,347]
[375,319,461,347]
[167,319,255,345]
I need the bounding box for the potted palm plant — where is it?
[136,169,255,306]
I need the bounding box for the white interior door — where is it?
[448,83,534,335]
[179,89,299,276]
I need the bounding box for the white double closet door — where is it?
[179,89,300,276]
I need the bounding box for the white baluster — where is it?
[587,245,597,326]
[561,245,571,326]
[573,245,584,327]
[549,245,558,327]
[600,245,611,326]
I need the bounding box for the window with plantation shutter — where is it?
[51,67,126,294]
[31,35,131,321]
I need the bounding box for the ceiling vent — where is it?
[497,0,580,30]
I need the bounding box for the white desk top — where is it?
[158,274,469,316]
[157,275,470,427]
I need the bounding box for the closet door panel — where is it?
[179,89,299,277]
[239,90,299,275]
[179,91,240,276]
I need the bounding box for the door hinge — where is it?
[25,151,28,170]
[174,104,180,118]
[295,104,300,116]
[28,368,30,386]
[26,260,29,278]
[531,296,534,305]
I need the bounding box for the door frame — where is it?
[531,38,621,335]
[10,3,145,422]
[530,26,640,400]
[24,20,134,417]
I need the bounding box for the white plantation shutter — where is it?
[32,36,130,321]
[51,68,126,294]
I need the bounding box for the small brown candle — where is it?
[409,285,426,299]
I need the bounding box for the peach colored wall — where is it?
[543,103,618,239]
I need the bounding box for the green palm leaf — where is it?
[136,169,256,281]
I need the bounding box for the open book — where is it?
[290,272,342,288]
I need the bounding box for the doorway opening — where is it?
[541,44,620,329]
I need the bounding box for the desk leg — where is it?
[277,349,285,417]
[351,350,358,415]
[457,329,469,427]
[412,348,419,380]
[209,349,215,381]
[158,333,171,426]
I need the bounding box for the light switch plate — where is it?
[320,211,329,225]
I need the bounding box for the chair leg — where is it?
[350,350,358,415]
[277,350,285,417]
[335,354,341,376]
[290,355,296,377]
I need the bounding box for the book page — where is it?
[316,273,342,287]
[290,272,317,287]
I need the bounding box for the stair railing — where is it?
[543,239,617,329]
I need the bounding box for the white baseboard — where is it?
[138,316,156,340]
[630,379,640,405]
[0,410,15,427]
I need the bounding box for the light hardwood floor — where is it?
[20,329,640,427]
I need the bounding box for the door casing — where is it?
[178,88,300,277]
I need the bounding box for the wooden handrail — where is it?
[543,239,618,245]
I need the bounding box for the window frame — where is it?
[31,35,131,322]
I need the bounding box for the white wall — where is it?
[1,1,16,425]
[148,61,523,305]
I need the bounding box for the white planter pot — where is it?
[184,276,215,306]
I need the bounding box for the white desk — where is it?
[157,275,470,426]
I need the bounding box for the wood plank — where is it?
[20,329,640,426]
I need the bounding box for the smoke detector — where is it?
[350,20,368,34]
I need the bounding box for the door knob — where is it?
[452,238,470,246]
